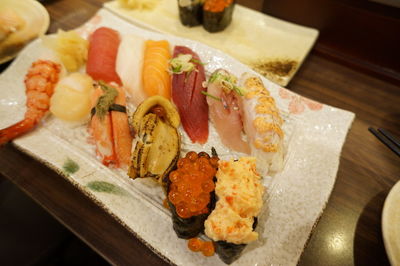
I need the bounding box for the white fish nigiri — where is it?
[239,73,284,174]
[116,34,147,106]
[206,69,250,154]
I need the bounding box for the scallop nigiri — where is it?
[142,40,171,99]
[206,69,250,154]
[116,34,147,106]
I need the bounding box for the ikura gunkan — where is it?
[167,151,219,239]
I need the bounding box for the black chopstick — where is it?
[368,127,400,157]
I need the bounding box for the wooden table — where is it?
[1,0,399,265]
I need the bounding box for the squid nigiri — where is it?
[142,40,171,99]
[116,34,147,106]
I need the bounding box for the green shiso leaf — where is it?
[63,158,79,174]
[86,181,129,196]
[95,81,118,120]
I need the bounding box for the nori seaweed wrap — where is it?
[178,0,204,27]
[214,218,258,264]
[203,0,235,33]
[166,151,219,239]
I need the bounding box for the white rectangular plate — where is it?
[104,0,319,86]
[0,9,353,266]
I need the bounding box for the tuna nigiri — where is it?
[142,40,171,99]
[206,69,250,154]
[171,46,208,144]
[86,27,122,85]
[116,34,147,106]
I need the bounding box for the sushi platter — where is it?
[0,8,353,266]
[104,0,319,86]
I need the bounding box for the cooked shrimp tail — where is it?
[0,60,61,145]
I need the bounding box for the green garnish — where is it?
[207,72,247,96]
[95,81,118,120]
[169,54,199,74]
[63,158,79,174]
[201,91,222,101]
[86,181,129,196]
[191,58,207,65]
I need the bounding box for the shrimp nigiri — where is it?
[239,73,284,173]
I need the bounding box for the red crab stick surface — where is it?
[172,46,209,144]
[111,86,132,169]
[86,27,122,85]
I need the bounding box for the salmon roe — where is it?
[188,238,215,257]
[204,0,233,13]
[168,151,219,219]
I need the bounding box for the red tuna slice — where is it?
[172,46,209,144]
[86,27,122,85]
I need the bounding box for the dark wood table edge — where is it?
[0,143,168,266]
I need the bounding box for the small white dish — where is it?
[382,180,400,265]
[0,0,50,64]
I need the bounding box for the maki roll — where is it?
[178,0,204,27]
[204,157,264,264]
[167,151,219,239]
[203,0,235,33]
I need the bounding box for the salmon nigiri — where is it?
[171,46,208,144]
[142,40,171,99]
[86,27,122,85]
[90,85,116,166]
[111,86,133,169]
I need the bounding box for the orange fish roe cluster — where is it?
[168,151,219,219]
[204,0,233,13]
[188,238,215,257]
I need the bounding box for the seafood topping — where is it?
[167,151,219,239]
[206,69,250,154]
[168,151,219,218]
[86,27,122,85]
[205,157,264,264]
[0,60,61,145]
[171,46,209,144]
[129,96,181,185]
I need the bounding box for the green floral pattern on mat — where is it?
[63,158,80,174]
[86,181,129,196]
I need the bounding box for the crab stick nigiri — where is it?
[111,86,133,169]
[142,40,171,99]
[90,85,116,166]
[86,27,122,85]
